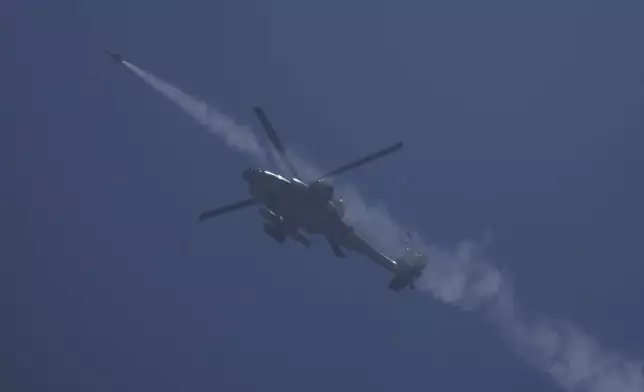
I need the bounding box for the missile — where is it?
[105,49,122,64]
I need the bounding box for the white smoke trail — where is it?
[122,61,266,163]
[418,240,644,392]
[122,62,644,392]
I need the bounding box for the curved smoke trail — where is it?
[122,61,644,392]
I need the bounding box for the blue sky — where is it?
[4,0,644,391]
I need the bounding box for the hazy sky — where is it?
[4,1,643,391]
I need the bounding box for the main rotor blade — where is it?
[253,106,300,179]
[198,197,258,221]
[406,231,414,246]
[315,141,403,181]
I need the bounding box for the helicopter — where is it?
[199,107,405,269]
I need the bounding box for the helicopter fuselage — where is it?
[242,168,349,236]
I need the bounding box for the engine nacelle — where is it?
[308,180,334,202]
[263,223,286,243]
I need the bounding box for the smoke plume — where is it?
[123,61,644,392]
[122,61,266,162]
[418,239,644,392]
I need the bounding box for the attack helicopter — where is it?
[199,107,427,291]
